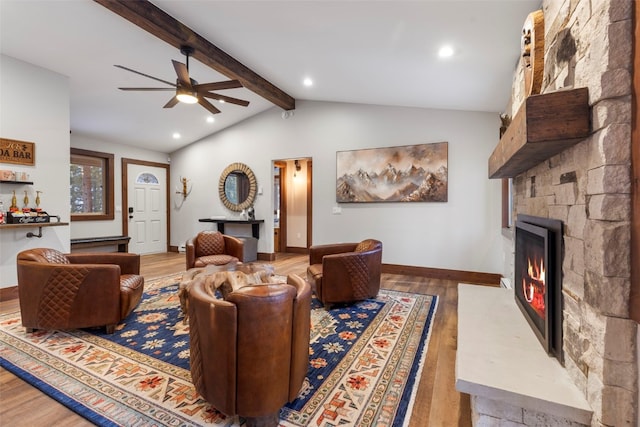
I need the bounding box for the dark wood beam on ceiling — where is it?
[94,0,295,111]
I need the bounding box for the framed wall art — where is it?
[336,142,448,203]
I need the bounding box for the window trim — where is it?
[502,177,513,229]
[70,148,115,221]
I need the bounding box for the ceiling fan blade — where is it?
[172,60,191,87]
[114,65,176,87]
[163,96,180,108]
[118,87,175,91]
[193,80,243,92]
[201,92,250,107]
[198,98,221,115]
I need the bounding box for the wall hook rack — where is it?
[176,176,192,199]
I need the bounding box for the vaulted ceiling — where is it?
[0,0,540,153]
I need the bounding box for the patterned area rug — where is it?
[0,274,437,427]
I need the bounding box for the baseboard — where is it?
[285,247,309,254]
[0,286,18,302]
[168,245,180,253]
[382,263,501,286]
[257,252,276,261]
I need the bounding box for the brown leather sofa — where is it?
[16,248,144,334]
[307,239,383,306]
[188,273,311,427]
[185,230,244,270]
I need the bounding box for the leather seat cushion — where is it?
[307,264,323,280]
[306,264,323,291]
[119,274,144,319]
[195,254,238,267]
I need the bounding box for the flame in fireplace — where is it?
[522,256,546,318]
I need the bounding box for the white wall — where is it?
[70,134,168,239]
[0,55,70,287]
[169,100,503,274]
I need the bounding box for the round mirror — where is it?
[218,162,257,212]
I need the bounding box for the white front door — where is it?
[127,164,167,254]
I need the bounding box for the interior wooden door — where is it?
[274,161,286,252]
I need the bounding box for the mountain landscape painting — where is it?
[336,142,448,203]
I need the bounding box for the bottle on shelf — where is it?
[10,190,18,212]
[0,199,5,224]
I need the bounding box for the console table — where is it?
[198,219,264,239]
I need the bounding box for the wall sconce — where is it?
[294,159,301,178]
[176,176,192,198]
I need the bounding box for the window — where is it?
[70,148,114,221]
[502,178,513,229]
[136,172,159,184]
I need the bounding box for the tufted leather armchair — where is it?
[307,239,383,306]
[16,248,144,334]
[185,231,244,270]
[188,273,311,427]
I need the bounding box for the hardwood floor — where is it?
[0,252,472,426]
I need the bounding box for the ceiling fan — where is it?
[115,46,249,115]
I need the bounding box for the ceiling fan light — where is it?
[176,88,198,104]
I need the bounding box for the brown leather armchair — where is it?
[185,231,244,270]
[16,248,144,334]
[307,239,383,306]
[188,273,311,427]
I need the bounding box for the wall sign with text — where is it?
[0,138,35,165]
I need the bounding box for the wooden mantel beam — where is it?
[94,0,295,111]
[488,88,590,179]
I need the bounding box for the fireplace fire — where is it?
[515,214,564,364]
[523,254,545,318]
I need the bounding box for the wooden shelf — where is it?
[0,180,33,185]
[0,221,67,230]
[0,221,68,238]
[489,88,590,179]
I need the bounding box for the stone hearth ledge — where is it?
[455,284,592,425]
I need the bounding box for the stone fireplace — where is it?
[492,1,636,426]
[459,0,638,427]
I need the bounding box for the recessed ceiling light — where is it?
[303,77,313,87]
[206,116,215,123]
[219,99,225,104]
[438,45,454,58]
[172,132,181,139]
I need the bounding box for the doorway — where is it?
[273,158,312,253]
[122,158,170,254]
